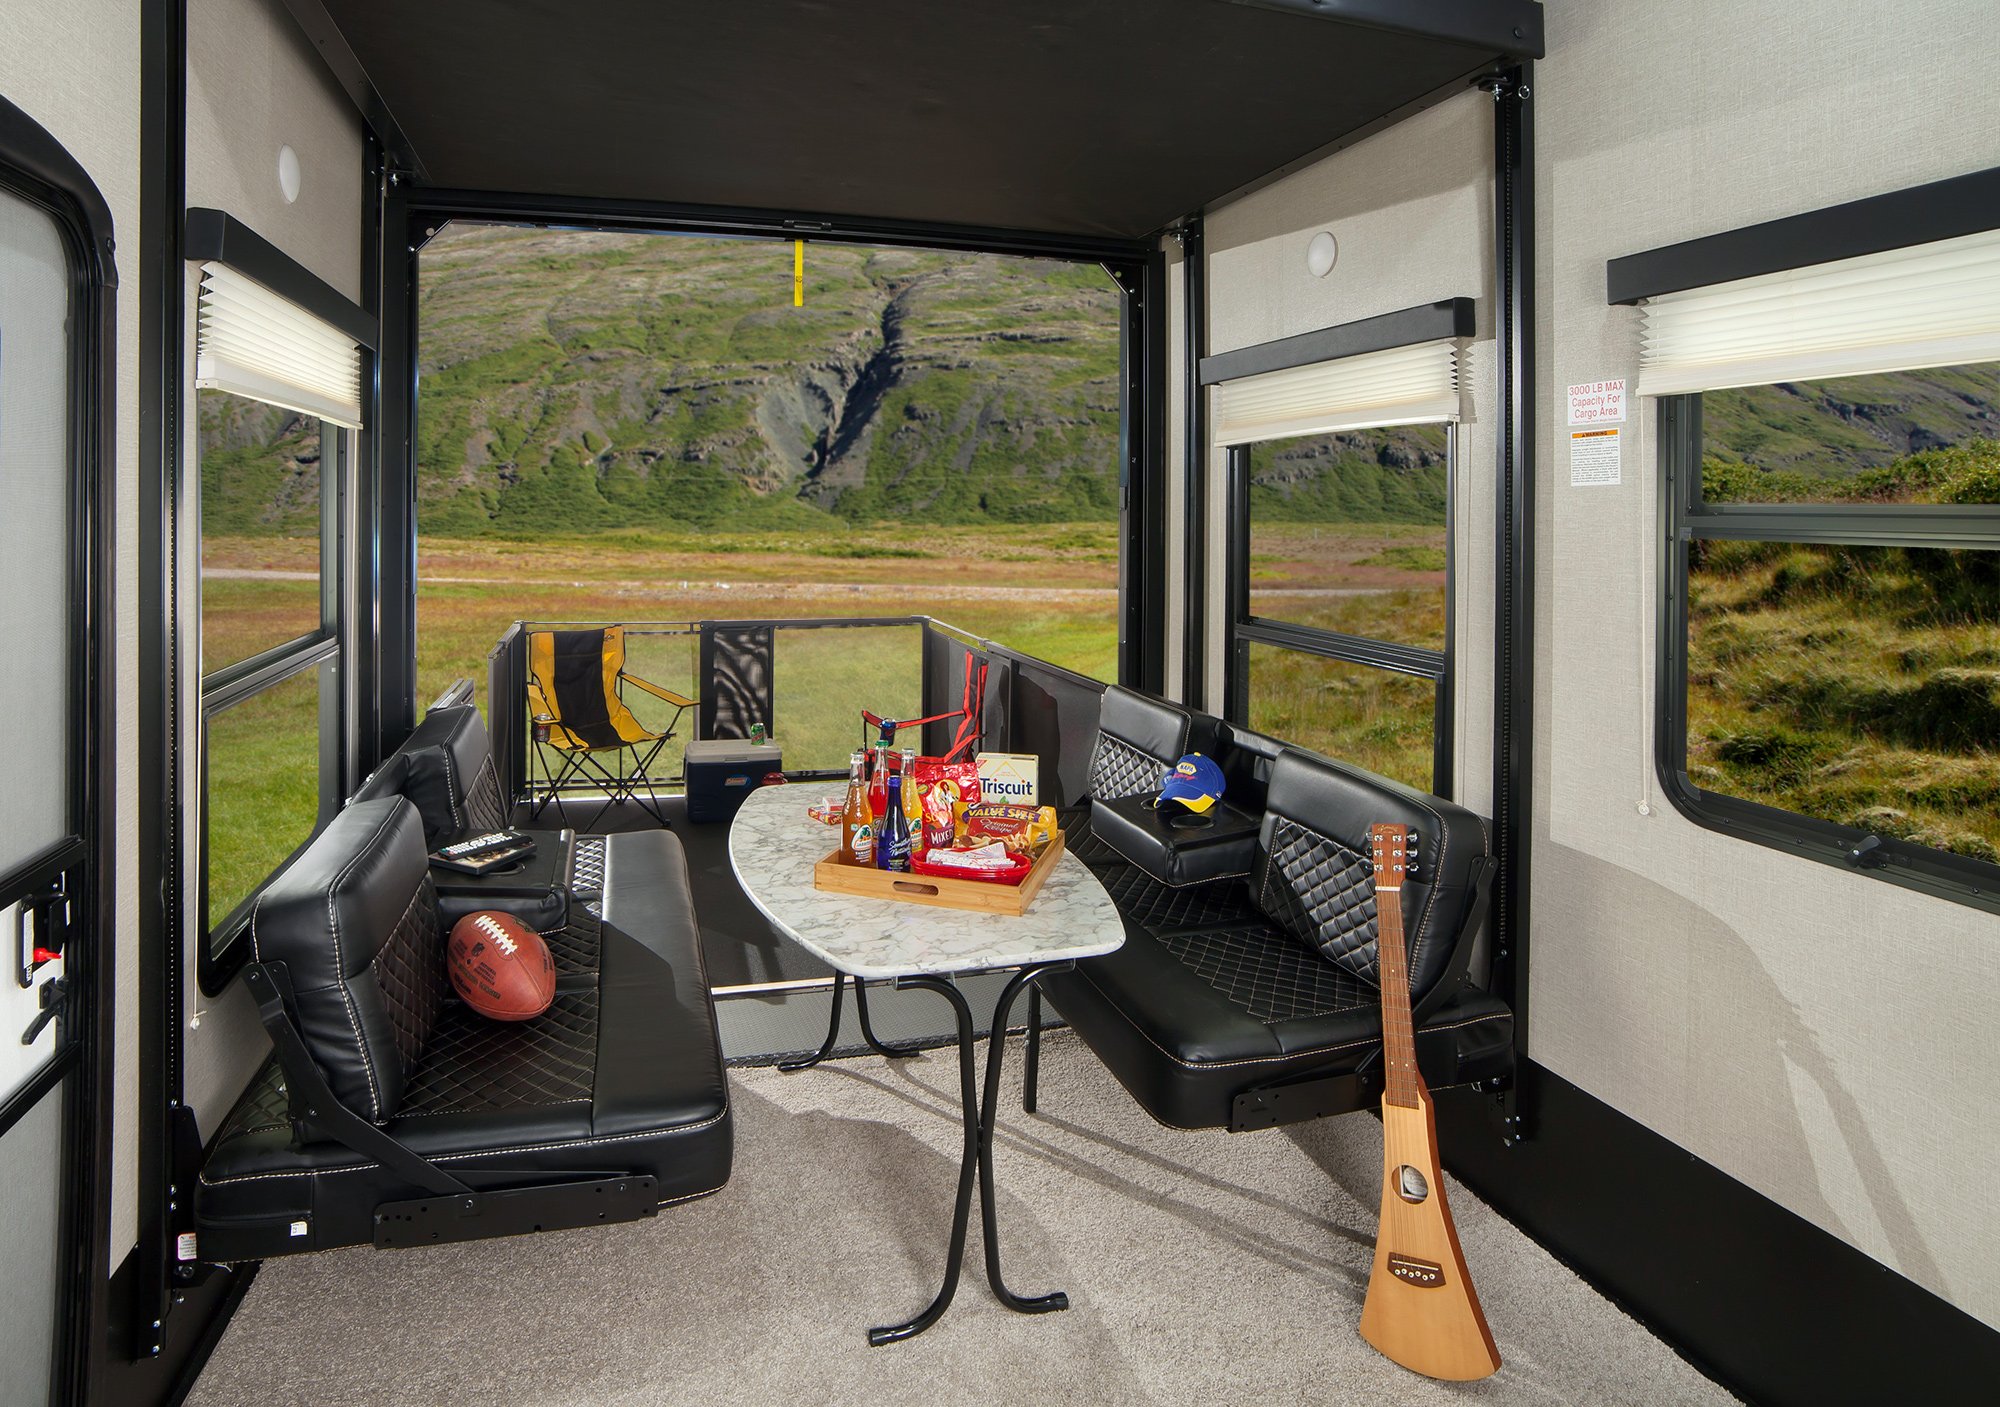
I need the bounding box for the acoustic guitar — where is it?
[1357,822,1501,1381]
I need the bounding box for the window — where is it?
[198,388,344,953]
[1639,200,2000,910]
[193,250,363,974]
[1211,306,1465,796]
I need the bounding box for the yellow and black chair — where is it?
[527,625,693,829]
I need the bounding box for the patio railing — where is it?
[484,615,1108,811]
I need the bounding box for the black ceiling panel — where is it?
[307,0,1541,240]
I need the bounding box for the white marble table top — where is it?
[726,784,1125,981]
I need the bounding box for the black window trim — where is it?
[1655,394,2000,918]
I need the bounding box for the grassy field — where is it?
[1687,540,2000,861]
[1685,432,2000,863]
[199,515,1464,921]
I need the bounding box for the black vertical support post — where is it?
[1180,218,1207,709]
[134,0,188,1362]
[1113,251,1170,696]
[1486,66,1536,1068]
[370,171,419,761]
[350,135,383,793]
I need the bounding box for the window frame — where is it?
[1202,301,1473,801]
[196,411,348,991]
[1223,429,1456,797]
[1656,391,2000,916]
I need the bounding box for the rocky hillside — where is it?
[415,225,1123,533]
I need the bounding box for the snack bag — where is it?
[958,802,1058,854]
[911,757,980,851]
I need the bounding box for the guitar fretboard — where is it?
[1375,882,1423,1110]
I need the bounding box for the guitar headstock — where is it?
[1368,823,1418,892]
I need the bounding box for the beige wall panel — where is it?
[1205,89,1495,809]
[1,0,143,1269]
[187,0,362,301]
[1533,0,2000,1328]
[182,0,365,1142]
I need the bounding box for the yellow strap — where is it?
[793,239,804,307]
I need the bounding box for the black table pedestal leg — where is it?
[1023,985,1042,1114]
[868,975,981,1347]
[853,974,921,1059]
[977,966,1068,1314]
[778,972,846,1073]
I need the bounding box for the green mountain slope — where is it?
[415,225,1123,532]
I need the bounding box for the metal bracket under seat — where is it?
[242,962,656,1236]
[374,1174,661,1248]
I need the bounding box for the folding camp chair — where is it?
[527,625,693,830]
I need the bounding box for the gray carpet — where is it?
[187,1034,1737,1407]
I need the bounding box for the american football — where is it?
[446,910,556,1021]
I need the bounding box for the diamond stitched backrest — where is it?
[368,874,446,1074]
[250,798,437,1123]
[1086,687,1222,800]
[1252,749,1487,999]
[1090,733,1168,800]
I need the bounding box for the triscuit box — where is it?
[975,752,1038,806]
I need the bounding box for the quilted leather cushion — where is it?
[1252,749,1487,999]
[1037,924,1514,1130]
[197,827,734,1259]
[354,702,509,848]
[250,798,437,1122]
[1092,792,1259,887]
[1085,687,1224,801]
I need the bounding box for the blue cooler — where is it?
[683,738,783,822]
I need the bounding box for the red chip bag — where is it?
[911,757,980,850]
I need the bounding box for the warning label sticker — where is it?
[1567,378,1627,426]
[1570,428,1621,487]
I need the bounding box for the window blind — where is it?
[1637,226,2000,396]
[194,261,364,428]
[1211,338,1459,446]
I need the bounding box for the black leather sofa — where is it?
[195,703,731,1261]
[1038,687,1513,1131]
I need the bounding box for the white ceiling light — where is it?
[277,145,301,204]
[1306,231,1338,278]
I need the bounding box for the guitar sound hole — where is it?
[1394,1165,1430,1204]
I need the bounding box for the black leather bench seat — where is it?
[1043,924,1512,1129]
[196,808,730,1262]
[1042,702,1511,1134]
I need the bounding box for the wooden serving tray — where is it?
[812,832,1066,916]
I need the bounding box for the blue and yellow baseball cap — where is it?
[1158,753,1226,813]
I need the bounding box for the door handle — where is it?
[20,977,66,1046]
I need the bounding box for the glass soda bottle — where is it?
[900,748,925,865]
[841,750,873,866]
[868,746,890,823]
[879,763,908,870]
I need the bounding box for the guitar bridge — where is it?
[1387,1253,1445,1288]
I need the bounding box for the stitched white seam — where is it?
[599,834,617,927]
[1079,964,1503,1072]
[393,1097,592,1118]
[438,749,465,829]
[197,1101,731,1185]
[323,807,405,1123]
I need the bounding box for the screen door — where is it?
[0,170,99,1407]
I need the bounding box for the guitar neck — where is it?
[1375,886,1423,1109]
